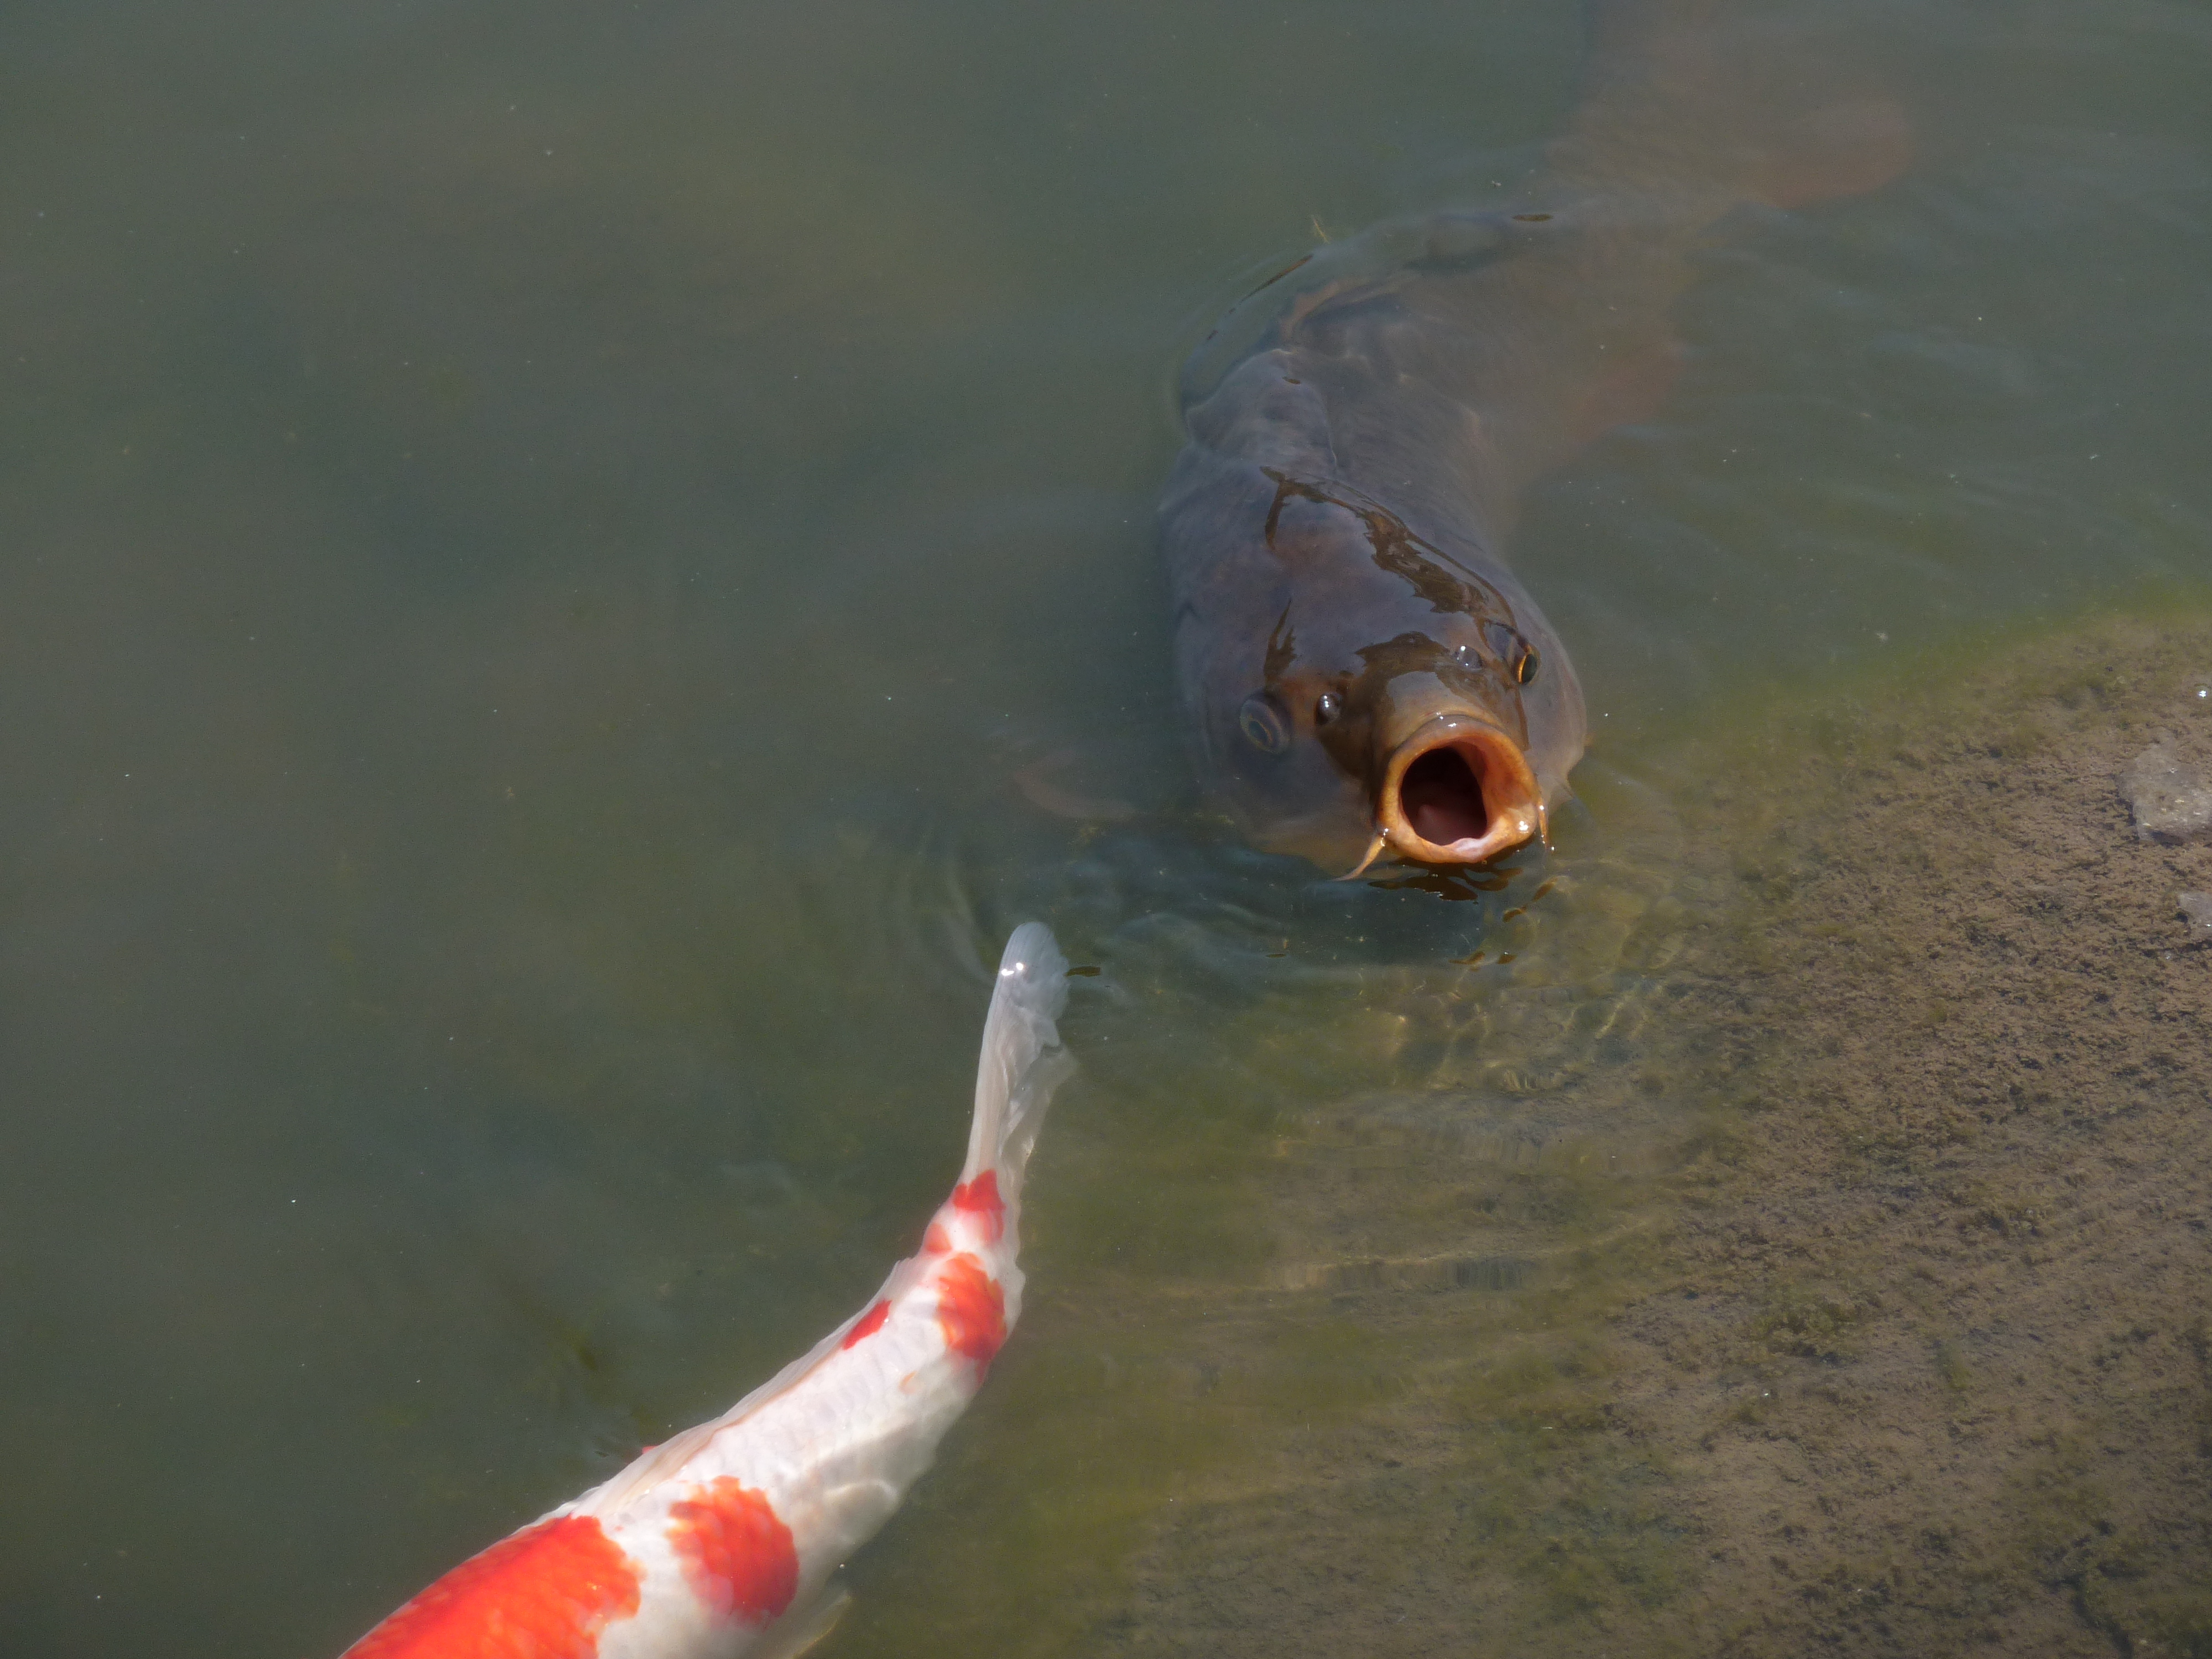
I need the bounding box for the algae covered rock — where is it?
[2119,735,2212,841]
[2179,890,2212,937]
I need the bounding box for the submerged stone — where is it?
[2180,891,2212,937]
[2117,736,2212,841]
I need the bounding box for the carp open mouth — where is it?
[1353,718,1543,874]
[1402,748,1491,844]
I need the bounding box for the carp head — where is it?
[1166,450,1587,878]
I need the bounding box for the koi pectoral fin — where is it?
[752,1585,852,1659]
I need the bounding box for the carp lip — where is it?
[1366,716,1544,870]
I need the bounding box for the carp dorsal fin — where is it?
[1559,0,1910,210]
[1181,352,1339,479]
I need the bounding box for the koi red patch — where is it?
[666,1477,799,1627]
[841,1298,891,1350]
[922,1221,952,1255]
[949,1170,1005,1241]
[935,1253,1006,1371]
[347,1515,641,1659]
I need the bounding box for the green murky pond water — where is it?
[3,3,2209,1655]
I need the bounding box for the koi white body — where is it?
[341,924,1073,1659]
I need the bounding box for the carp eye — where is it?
[1238,695,1290,754]
[1483,621,1540,686]
[1315,691,1342,726]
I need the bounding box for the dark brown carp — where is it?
[1161,1,1904,875]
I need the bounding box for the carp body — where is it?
[1161,1,1903,875]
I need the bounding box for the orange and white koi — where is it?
[340,923,1073,1659]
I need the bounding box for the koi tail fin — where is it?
[575,928,1072,1520]
[957,923,1074,1238]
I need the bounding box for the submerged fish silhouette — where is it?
[1161,0,1906,875]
